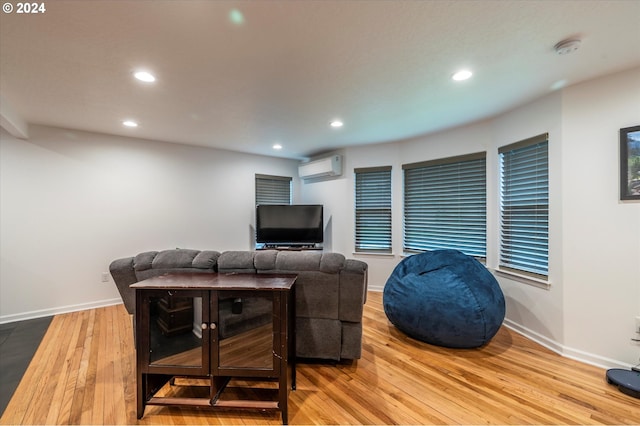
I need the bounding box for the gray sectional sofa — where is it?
[109,248,368,361]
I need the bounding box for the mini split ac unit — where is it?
[298,155,342,180]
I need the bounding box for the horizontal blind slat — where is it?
[499,139,549,276]
[403,156,486,256]
[255,175,292,205]
[355,168,392,252]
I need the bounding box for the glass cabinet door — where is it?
[145,291,208,370]
[215,291,275,370]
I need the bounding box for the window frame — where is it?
[402,152,487,258]
[354,166,392,253]
[498,133,549,280]
[255,174,292,206]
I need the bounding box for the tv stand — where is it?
[260,244,323,251]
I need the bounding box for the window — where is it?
[403,153,486,258]
[355,166,392,253]
[499,134,549,278]
[255,174,291,205]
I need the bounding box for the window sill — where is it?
[493,267,551,290]
[352,251,395,258]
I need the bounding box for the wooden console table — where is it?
[132,272,297,424]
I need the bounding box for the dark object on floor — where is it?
[0,316,52,416]
[606,368,640,398]
[383,249,505,348]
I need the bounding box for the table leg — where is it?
[136,373,145,419]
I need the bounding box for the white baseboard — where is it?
[0,298,123,324]
[370,288,631,370]
[368,284,385,292]
[503,318,632,370]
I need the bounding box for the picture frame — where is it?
[620,125,640,200]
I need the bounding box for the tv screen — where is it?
[256,204,323,246]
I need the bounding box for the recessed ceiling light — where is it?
[330,120,344,128]
[452,70,473,81]
[272,144,283,150]
[122,120,138,128]
[134,71,156,83]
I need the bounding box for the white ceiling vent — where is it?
[298,155,342,180]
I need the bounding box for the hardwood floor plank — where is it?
[106,304,125,425]
[2,292,639,425]
[69,308,95,424]
[23,312,72,425]
[114,306,138,424]
[290,370,362,425]
[90,307,106,425]
[55,311,84,424]
[49,310,83,424]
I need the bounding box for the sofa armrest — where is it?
[339,259,368,322]
[109,257,137,314]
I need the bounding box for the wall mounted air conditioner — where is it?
[298,155,342,180]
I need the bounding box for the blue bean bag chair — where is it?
[383,249,505,348]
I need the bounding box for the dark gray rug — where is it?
[0,316,52,416]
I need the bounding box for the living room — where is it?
[1,1,639,423]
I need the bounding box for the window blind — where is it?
[499,134,549,277]
[355,167,392,253]
[255,174,292,205]
[403,153,486,257]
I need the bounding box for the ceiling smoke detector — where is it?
[554,39,581,55]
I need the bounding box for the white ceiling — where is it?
[1,1,639,160]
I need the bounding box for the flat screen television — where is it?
[256,204,323,247]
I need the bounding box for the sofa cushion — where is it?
[218,251,256,273]
[192,250,221,269]
[152,249,200,269]
[255,251,345,273]
[133,251,159,272]
[274,251,322,271]
[319,253,345,273]
[132,249,219,281]
[254,250,278,270]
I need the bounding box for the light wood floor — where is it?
[2,292,639,425]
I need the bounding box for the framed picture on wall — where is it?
[620,125,640,200]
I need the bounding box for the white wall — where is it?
[561,67,640,366]
[491,90,565,354]
[0,125,298,321]
[304,67,640,368]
